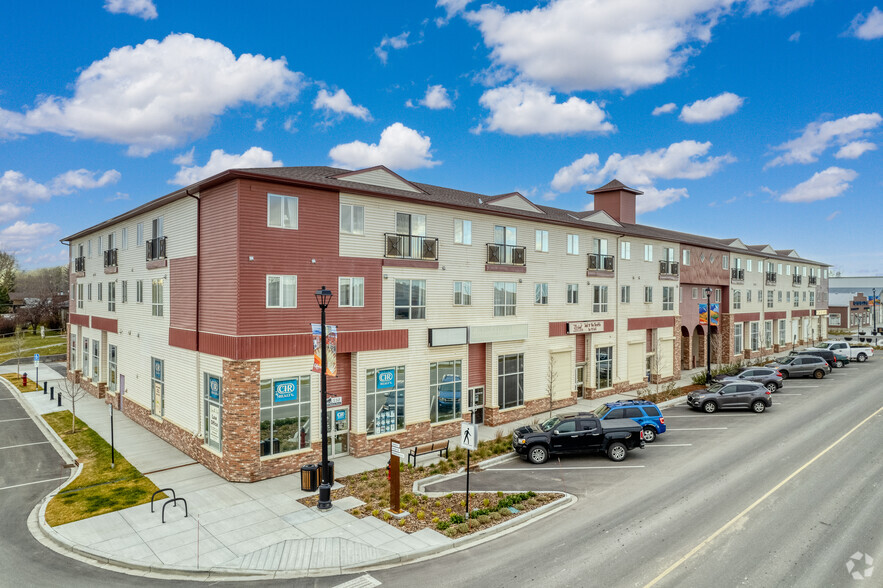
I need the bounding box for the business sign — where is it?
[207,376,221,401]
[376,368,396,390]
[273,379,298,402]
[335,409,346,422]
[699,303,720,327]
[153,359,163,380]
[208,404,220,445]
[327,396,342,407]
[567,320,605,334]
[311,324,338,376]
[390,441,403,458]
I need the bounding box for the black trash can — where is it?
[301,464,318,492]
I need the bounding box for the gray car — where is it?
[712,367,783,392]
[687,382,772,413]
[765,355,830,379]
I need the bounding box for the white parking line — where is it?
[775,393,803,396]
[492,465,645,471]
[0,418,30,423]
[0,441,50,450]
[666,427,729,431]
[665,415,755,418]
[0,477,69,492]
[783,385,820,388]
[646,443,693,447]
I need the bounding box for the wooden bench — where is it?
[408,440,449,466]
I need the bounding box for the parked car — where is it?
[765,355,830,379]
[686,382,772,413]
[810,340,874,363]
[512,412,644,463]
[712,367,783,392]
[591,400,666,442]
[788,348,848,368]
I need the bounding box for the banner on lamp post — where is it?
[311,323,338,376]
[699,303,720,327]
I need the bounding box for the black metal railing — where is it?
[588,253,614,272]
[146,237,167,261]
[808,276,817,286]
[765,272,777,285]
[731,268,744,281]
[486,243,526,266]
[103,248,118,267]
[384,233,439,261]
[792,275,802,286]
[74,256,85,272]
[659,260,679,276]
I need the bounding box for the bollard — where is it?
[50,386,54,400]
[43,381,47,395]
[57,390,61,407]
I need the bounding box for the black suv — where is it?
[513,412,644,463]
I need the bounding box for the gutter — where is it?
[186,188,201,439]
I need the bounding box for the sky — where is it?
[0,0,881,274]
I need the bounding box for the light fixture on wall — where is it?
[383,274,388,279]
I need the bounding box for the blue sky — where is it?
[1,0,881,273]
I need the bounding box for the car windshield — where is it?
[540,417,561,432]
[776,356,795,365]
[814,342,831,349]
[592,405,612,418]
[706,382,725,393]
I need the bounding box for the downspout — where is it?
[186,189,201,439]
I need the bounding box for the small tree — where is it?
[12,328,26,375]
[546,359,558,418]
[57,374,89,433]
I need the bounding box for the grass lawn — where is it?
[1,372,44,392]
[42,411,165,526]
[0,332,67,362]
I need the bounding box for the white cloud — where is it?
[104,0,157,19]
[173,148,195,167]
[375,32,410,64]
[0,170,52,202]
[767,113,882,167]
[652,103,677,116]
[551,140,735,192]
[436,0,472,25]
[779,167,858,203]
[0,203,33,221]
[746,0,814,16]
[255,118,266,131]
[636,186,690,214]
[835,141,877,159]
[477,83,614,136]
[0,221,60,254]
[679,92,745,123]
[313,89,372,121]
[170,147,283,186]
[49,169,121,194]
[0,168,119,209]
[420,85,454,109]
[329,123,440,170]
[465,0,736,93]
[849,7,883,40]
[788,31,801,42]
[826,210,841,221]
[283,116,298,133]
[0,34,304,156]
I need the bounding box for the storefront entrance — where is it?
[326,406,349,457]
[468,387,484,424]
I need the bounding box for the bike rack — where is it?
[161,497,188,523]
[151,488,176,513]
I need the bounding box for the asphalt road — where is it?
[1,361,879,587]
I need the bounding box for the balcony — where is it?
[731,268,744,282]
[146,236,167,262]
[659,260,679,277]
[588,253,614,273]
[103,248,118,268]
[765,272,777,286]
[384,233,439,261]
[73,256,85,273]
[792,275,802,286]
[808,275,817,286]
[486,243,526,266]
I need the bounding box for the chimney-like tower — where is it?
[587,180,642,224]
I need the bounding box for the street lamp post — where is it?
[315,286,333,511]
[874,287,877,335]
[705,287,712,383]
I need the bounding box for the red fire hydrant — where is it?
[22,373,28,386]
[386,460,391,481]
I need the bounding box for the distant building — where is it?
[827,276,883,330]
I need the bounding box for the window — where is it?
[747,259,753,272]
[108,345,117,392]
[367,366,405,435]
[268,193,298,229]
[338,277,365,307]
[778,290,783,303]
[121,280,127,303]
[493,282,517,316]
[620,241,631,259]
[786,265,791,276]
[535,283,548,305]
[340,204,365,235]
[778,263,783,275]
[535,230,548,252]
[121,227,128,250]
[715,289,721,303]
[204,373,222,452]
[498,354,524,409]
[722,255,728,270]
[82,339,89,377]
[593,285,608,312]
[136,222,144,246]
[803,291,807,301]
[824,269,828,279]
[151,358,164,417]
[644,244,653,261]
[152,279,164,316]
[750,322,759,351]
[454,219,472,245]
[567,234,579,255]
[71,334,77,371]
[778,320,786,345]
[136,280,143,303]
[663,287,674,311]
[87,283,92,301]
[97,282,103,302]
[266,275,297,308]
[793,291,799,307]
[260,375,311,455]
[621,285,631,303]
[809,291,815,306]
[787,291,791,302]
[152,216,163,239]
[593,238,608,255]
[430,360,462,423]
[107,281,116,312]
[644,286,653,304]
[77,283,84,309]
[682,249,691,266]
[395,279,426,319]
[692,287,698,299]
[98,236,103,255]
[92,339,99,381]
[734,324,743,354]
[596,347,613,389]
[453,281,472,306]
[767,290,774,308]
[765,321,773,348]
[734,290,742,310]
[567,284,579,304]
[663,247,675,262]
[746,290,752,303]
[758,290,762,302]
[88,239,92,258]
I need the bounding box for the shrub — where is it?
[497,491,504,497]
[457,523,469,533]
[468,518,480,528]
[416,511,425,520]
[398,519,406,526]
[434,500,441,507]
[382,511,391,521]
[445,527,458,537]
[527,498,539,506]
[351,508,361,516]
[490,511,502,521]
[436,521,450,531]
[445,507,452,514]
[482,498,490,507]
[459,499,466,507]
[449,513,465,524]
[372,509,380,517]
[431,517,439,524]
[499,507,512,517]
[477,515,490,524]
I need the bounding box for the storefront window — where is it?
[151,357,164,417]
[92,339,99,381]
[734,324,743,354]
[108,345,117,391]
[430,360,462,423]
[260,375,311,456]
[82,338,89,375]
[71,334,77,371]
[204,373,222,452]
[596,347,613,389]
[497,354,524,409]
[367,366,405,435]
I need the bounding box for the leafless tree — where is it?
[57,374,89,433]
[12,328,26,375]
[546,358,558,418]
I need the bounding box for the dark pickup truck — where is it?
[512,412,645,464]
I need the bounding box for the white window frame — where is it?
[722,254,728,270]
[121,227,128,250]
[266,275,297,308]
[151,278,164,317]
[267,193,298,229]
[340,203,365,235]
[453,281,472,306]
[535,283,548,305]
[136,223,144,246]
[493,282,517,317]
[593,285,608,313]
[454,219,472,245]
[567,284,579,304]
[644,286,653,304]
[692,287,698,299]
[663,286,674,311]
[644,244,653,262]
[621,285,630,303]
[136,280,143,303]
[682,249,690,266]
[620,241,631,260]
[338,277,364,307]
[535,230,548,252]
[567,234,580,255]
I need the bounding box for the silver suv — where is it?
[765,355,830,379]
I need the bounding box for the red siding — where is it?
[575,334,586,362]
[91,316,118,332]
[732,312,761,322]
[199,181,240,335]
[170,256,197,331]
[765,311,786,320]
[194,329,408,360]
[338,329,408,353]
[792,309,811,318]
[326,352,352,407]
[69,313,89,327]
[169,327,197,350]
[628,316,675,330]
[468,343,486,388]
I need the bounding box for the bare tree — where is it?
[12,328,26,375]
[57,374,89,433]
[546,358,558,418]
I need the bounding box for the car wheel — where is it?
[857,353,868,363]
[765,382,777,393]
[835,360,844,368]
[702,401,718,414]
[751,400,766,413]
[779,370,789,380]
[528,445,549,465]
[607,442,627,462]
[813,369,824,379]
[642,426,657,443]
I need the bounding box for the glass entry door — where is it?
[326,406,349,457]
[468,387,484,424]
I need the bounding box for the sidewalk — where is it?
[13,362,721,578]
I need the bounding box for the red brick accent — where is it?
[486,264,527,273]
[146,259,168,270]
[350,418,464,458]
[91,316,118,333]
[69,314,89,328]
[628,316,675,330]
[483,397,557,427]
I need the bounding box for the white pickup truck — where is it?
[808,340,874,363]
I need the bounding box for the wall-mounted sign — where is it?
[208,404,220,446]
[567,320,605,334]
[327,396,342,407]
[377,368,396,390]
[208,376,221,401]
[273,379,298,402]
[428,327,468,347]
[335,409,346,422]
[153,359,163,380]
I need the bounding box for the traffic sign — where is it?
[34,353,40,365]
[461,422,477,451]
[390,441,403,458]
